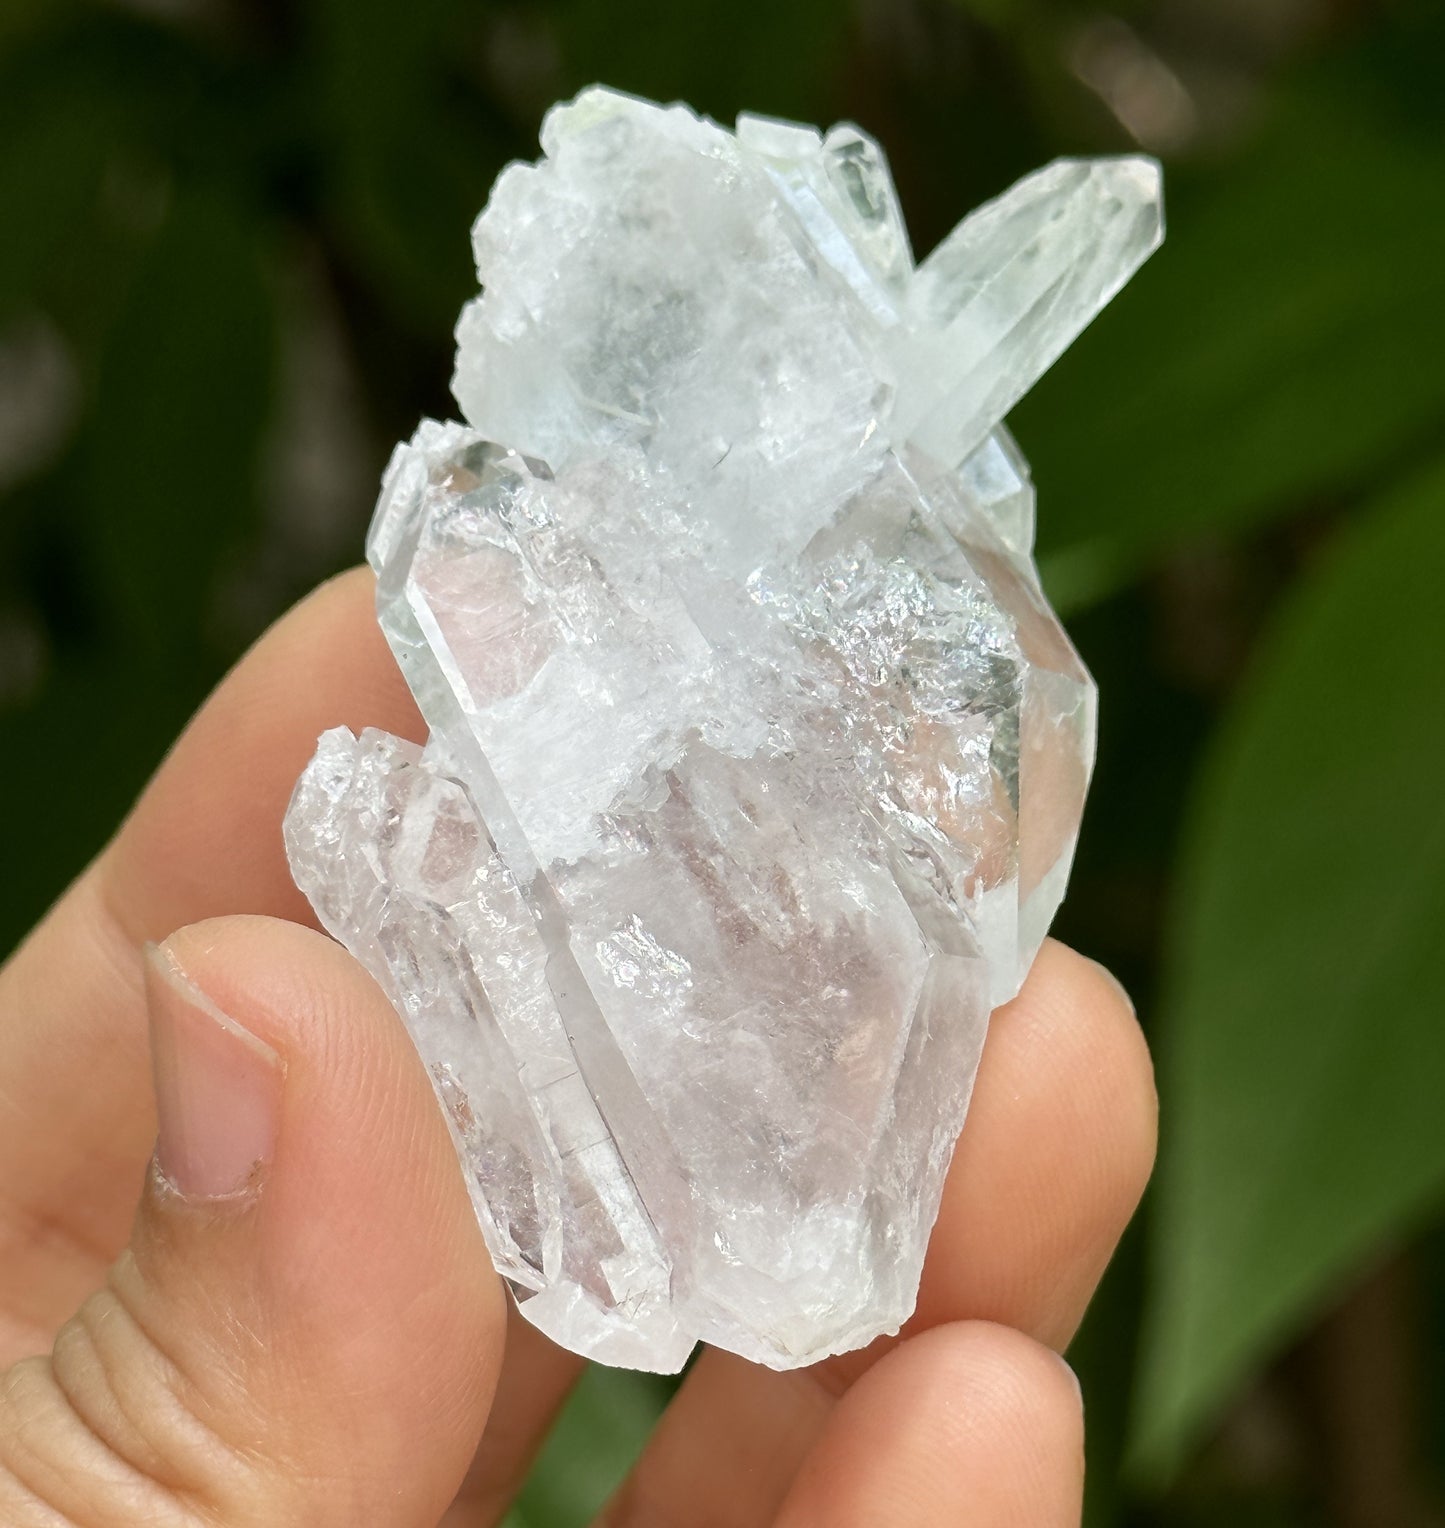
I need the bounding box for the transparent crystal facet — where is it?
[284,87,1161,1373]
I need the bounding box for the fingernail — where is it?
[145,942,285,1199]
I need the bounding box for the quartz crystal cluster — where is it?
[285,87,1163,1372]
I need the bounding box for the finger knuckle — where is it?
[0,1265,266,1527]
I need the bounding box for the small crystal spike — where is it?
[896,157,1163,468]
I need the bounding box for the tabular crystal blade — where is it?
[895,156,1163,469]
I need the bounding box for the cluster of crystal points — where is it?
[285,87,1163,1373]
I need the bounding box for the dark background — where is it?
[2,0,1444,1523]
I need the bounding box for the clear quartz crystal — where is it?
[285,86,1162,1372]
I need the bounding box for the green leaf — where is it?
[554,0,852,124]
[0,66,116,321]
[76,185,277,654]
[0,653,194,955]
[0,0,76,63]
[308,0,506,330]
[508,1363,671,1527]
[1021,31,1445,608]
[1130,454,1445,1479]
[0,179,279,951]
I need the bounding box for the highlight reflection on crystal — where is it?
[285,87,1163,1372]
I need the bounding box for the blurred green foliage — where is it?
[2,0,1443,1523]
[1134,452,1445,1484]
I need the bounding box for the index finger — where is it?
[0,568,420,1347]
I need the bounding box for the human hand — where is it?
[0,569,1156,1527]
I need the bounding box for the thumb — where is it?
[0,916,506,1527]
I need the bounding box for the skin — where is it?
[0,568,1157,1526]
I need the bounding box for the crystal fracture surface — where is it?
[285,88,1162,1372]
